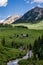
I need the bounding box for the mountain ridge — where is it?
[13,6,43,24]
[3,15,20,24]
[1,6,43,24]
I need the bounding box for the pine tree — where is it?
[29,44,32,50]
[1,38,5,46]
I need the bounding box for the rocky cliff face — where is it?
[3,15,20,24]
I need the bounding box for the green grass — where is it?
[0,45,25,65]
[18,59,43,65]
[0,27,43,47]
[12,21,43,30]
[0,25,43,65]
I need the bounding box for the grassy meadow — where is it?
[0,22,43,65]
[12,21,43,30]
[0,27,43,47]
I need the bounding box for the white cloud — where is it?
[0,20,4,23]
[26,1,29,3]
[37,4,42,8]
[24,0,26,1]
[0,0,8,7]
[7,15,11,18]
[33,0,43,3]
[24,0,43,4]
[30,1,34,4]
[24,0,30,3]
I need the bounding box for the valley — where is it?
[0,25,43,65]
[0,6,43,65]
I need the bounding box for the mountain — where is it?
[3,15,20,24]
[13,7,43,23]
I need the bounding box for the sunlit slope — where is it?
[13,21,43,30]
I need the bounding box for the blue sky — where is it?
[0,0,43,20]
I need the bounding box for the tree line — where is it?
[33,35,43,60]
[1,35,43,60]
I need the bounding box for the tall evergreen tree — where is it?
[1,38,5,46]
[29,44,32,50]
[33,35,43,60]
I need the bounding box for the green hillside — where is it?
[0,25,43,65]
[13,21,43,30]
[0,46,25,65]
[0,27,43,46]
